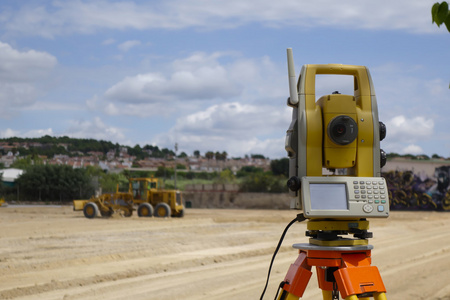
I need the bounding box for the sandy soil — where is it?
[1,206,450,300]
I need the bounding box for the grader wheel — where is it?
[138,203,154,217]
[83,202,99,219]
[442,191,450,211]
[154,203,171,218]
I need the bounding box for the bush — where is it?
[239,172,287,193]
[16,165,94,202]
[236,166,264,178]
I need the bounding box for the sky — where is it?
[0,0,448,159]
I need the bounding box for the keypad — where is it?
[352,179,388,214]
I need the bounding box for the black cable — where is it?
[260,213,306,300]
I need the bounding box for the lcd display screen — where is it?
[309,183,348,210]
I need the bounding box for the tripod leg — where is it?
[277,252,312,299]
[373,292,387,300]
[277,292,299,300]
[335,256,386,299]
[321,290,332,300]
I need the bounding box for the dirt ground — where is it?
[1,206,450,300]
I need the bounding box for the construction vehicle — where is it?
[73,177,185,219]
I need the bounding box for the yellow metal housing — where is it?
[297,64,381,178]
[306,219,370,231]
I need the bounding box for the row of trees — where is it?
[0,136,176,160]
[1,136,270,162]
[15,165,94,202]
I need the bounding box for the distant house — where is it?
[0,168,24,187]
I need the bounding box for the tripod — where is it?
[276,220,387,300]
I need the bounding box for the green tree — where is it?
[215,169,236,184]
[178,152,188,158]
[432,2,450,32]
[16,165,93,202]
[185,171,196,180]
[205,151,214,160]
[193,150,200,158]
[221,151,228,161]
[99,172,128,193]
[11,156,34,170]
[161,148,175,158]
[176,163,187,170]
[215,151,221,160]
[128,144,148,160]
[236,166,264,178]
[155,166,172,179]
[432,2,450,88]
[270,158,289,177]
[386,152,400,159]
[239,172,285,193]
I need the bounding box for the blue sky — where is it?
[0,0,448,159]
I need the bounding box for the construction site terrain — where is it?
[1,206,450,299]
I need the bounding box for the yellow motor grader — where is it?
[73,177,184,219]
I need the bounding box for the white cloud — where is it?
[387,115,434,141]
[0,128,53,139]
[24,128,54,138]
[66,117,127,142]
[117,40,141,52]
[0,42,56,81]
[174,102,288,136]
[315,75,355,99]
[0,128,20,138]
[93,52,243,115]
[402,144,424,155]
[371,62,448,154]
[154,102,290,158]
[0,41,57,115]
[104,72,169,103]
[0,0,439,38]
[92,52,285,117]
[383,115,434,154]
[0,119,128,146]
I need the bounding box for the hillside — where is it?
[0,135,175,160]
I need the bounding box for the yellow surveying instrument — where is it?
[260,49,388,300]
